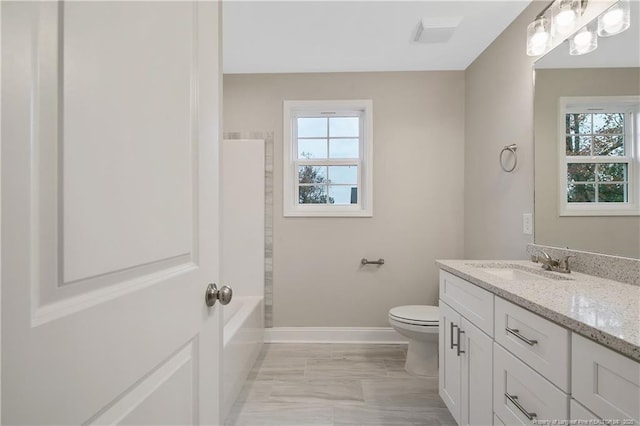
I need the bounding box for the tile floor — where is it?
[224,343,457,426]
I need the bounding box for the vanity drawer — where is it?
[494,343,569,425]
[439,270,494,337]
[494,297,570,392]
[572,333,639,423]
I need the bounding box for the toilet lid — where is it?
[389,305,439,325]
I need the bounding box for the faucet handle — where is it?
[559,255,575,272]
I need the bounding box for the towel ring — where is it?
[500,144,518,172]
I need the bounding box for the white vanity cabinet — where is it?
[571,333,639,423]
[438,267,640,426]
[439,271,494,426]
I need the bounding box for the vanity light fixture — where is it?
[527,15,552,56]
[569,24,598,55]
[527,0,631,57]
[526,0,586,56]
[597,0,630,36]
[552,0,583,37]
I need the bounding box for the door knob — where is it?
[205,283,233,307]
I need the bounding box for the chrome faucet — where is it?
[538,250,559,271]
[531,250,573,273]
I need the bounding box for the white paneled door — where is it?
[2,1,223,424]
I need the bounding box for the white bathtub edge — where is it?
[222,296,264,422]
[223,296,263,347]
[264,327,409,344]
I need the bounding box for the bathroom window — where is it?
[283,100,373,217]
[559,97,640,216]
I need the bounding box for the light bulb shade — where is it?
[570,26,598,55]
[598,0,630,37]
[527,16,552,56]
[552,0,582,37]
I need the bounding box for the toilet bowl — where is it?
[388,305,439,376]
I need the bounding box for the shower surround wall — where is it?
[223,132,274,327]
[223,72,465,328]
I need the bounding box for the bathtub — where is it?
[222,296,264,420]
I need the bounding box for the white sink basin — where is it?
[465,262,574,281]
[482,268,543,281]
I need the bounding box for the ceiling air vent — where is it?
[414,17,463,44]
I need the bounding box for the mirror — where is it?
[534,2,640,259]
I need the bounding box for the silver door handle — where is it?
[506,327,538,346]
[450,323,458,350]
[456,327,465,356]
[505,393,537,420]
[205,283,233,307]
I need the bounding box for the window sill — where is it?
[284,206,373,218]
[560,204,640,217]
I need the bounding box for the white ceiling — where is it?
[222,1,533,74]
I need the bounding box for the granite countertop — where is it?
[436,259,640,361]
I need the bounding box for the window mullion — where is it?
[297,159,359,166]
[566,156,630,164]
[590,113,594,156]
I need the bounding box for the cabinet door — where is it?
[572,334,639,422]
[439,300,461,423]
[460,317,493,426]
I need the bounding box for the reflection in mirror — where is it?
[534,1,640,259]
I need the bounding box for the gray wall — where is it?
[463,2,542,259]
[223,72,465,327]
[535,68,640,258]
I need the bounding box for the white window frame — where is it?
[558,96,640,216]
[283,100,373,217]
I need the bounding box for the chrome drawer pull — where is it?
[451,323,459,350]
[506,327,538,346]
[456,327,465,356]
[505,393,537,420]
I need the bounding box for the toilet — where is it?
[388,305,439,376]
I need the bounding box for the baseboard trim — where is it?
[264,327,408,344]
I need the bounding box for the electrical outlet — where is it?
[523,213,533,235]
